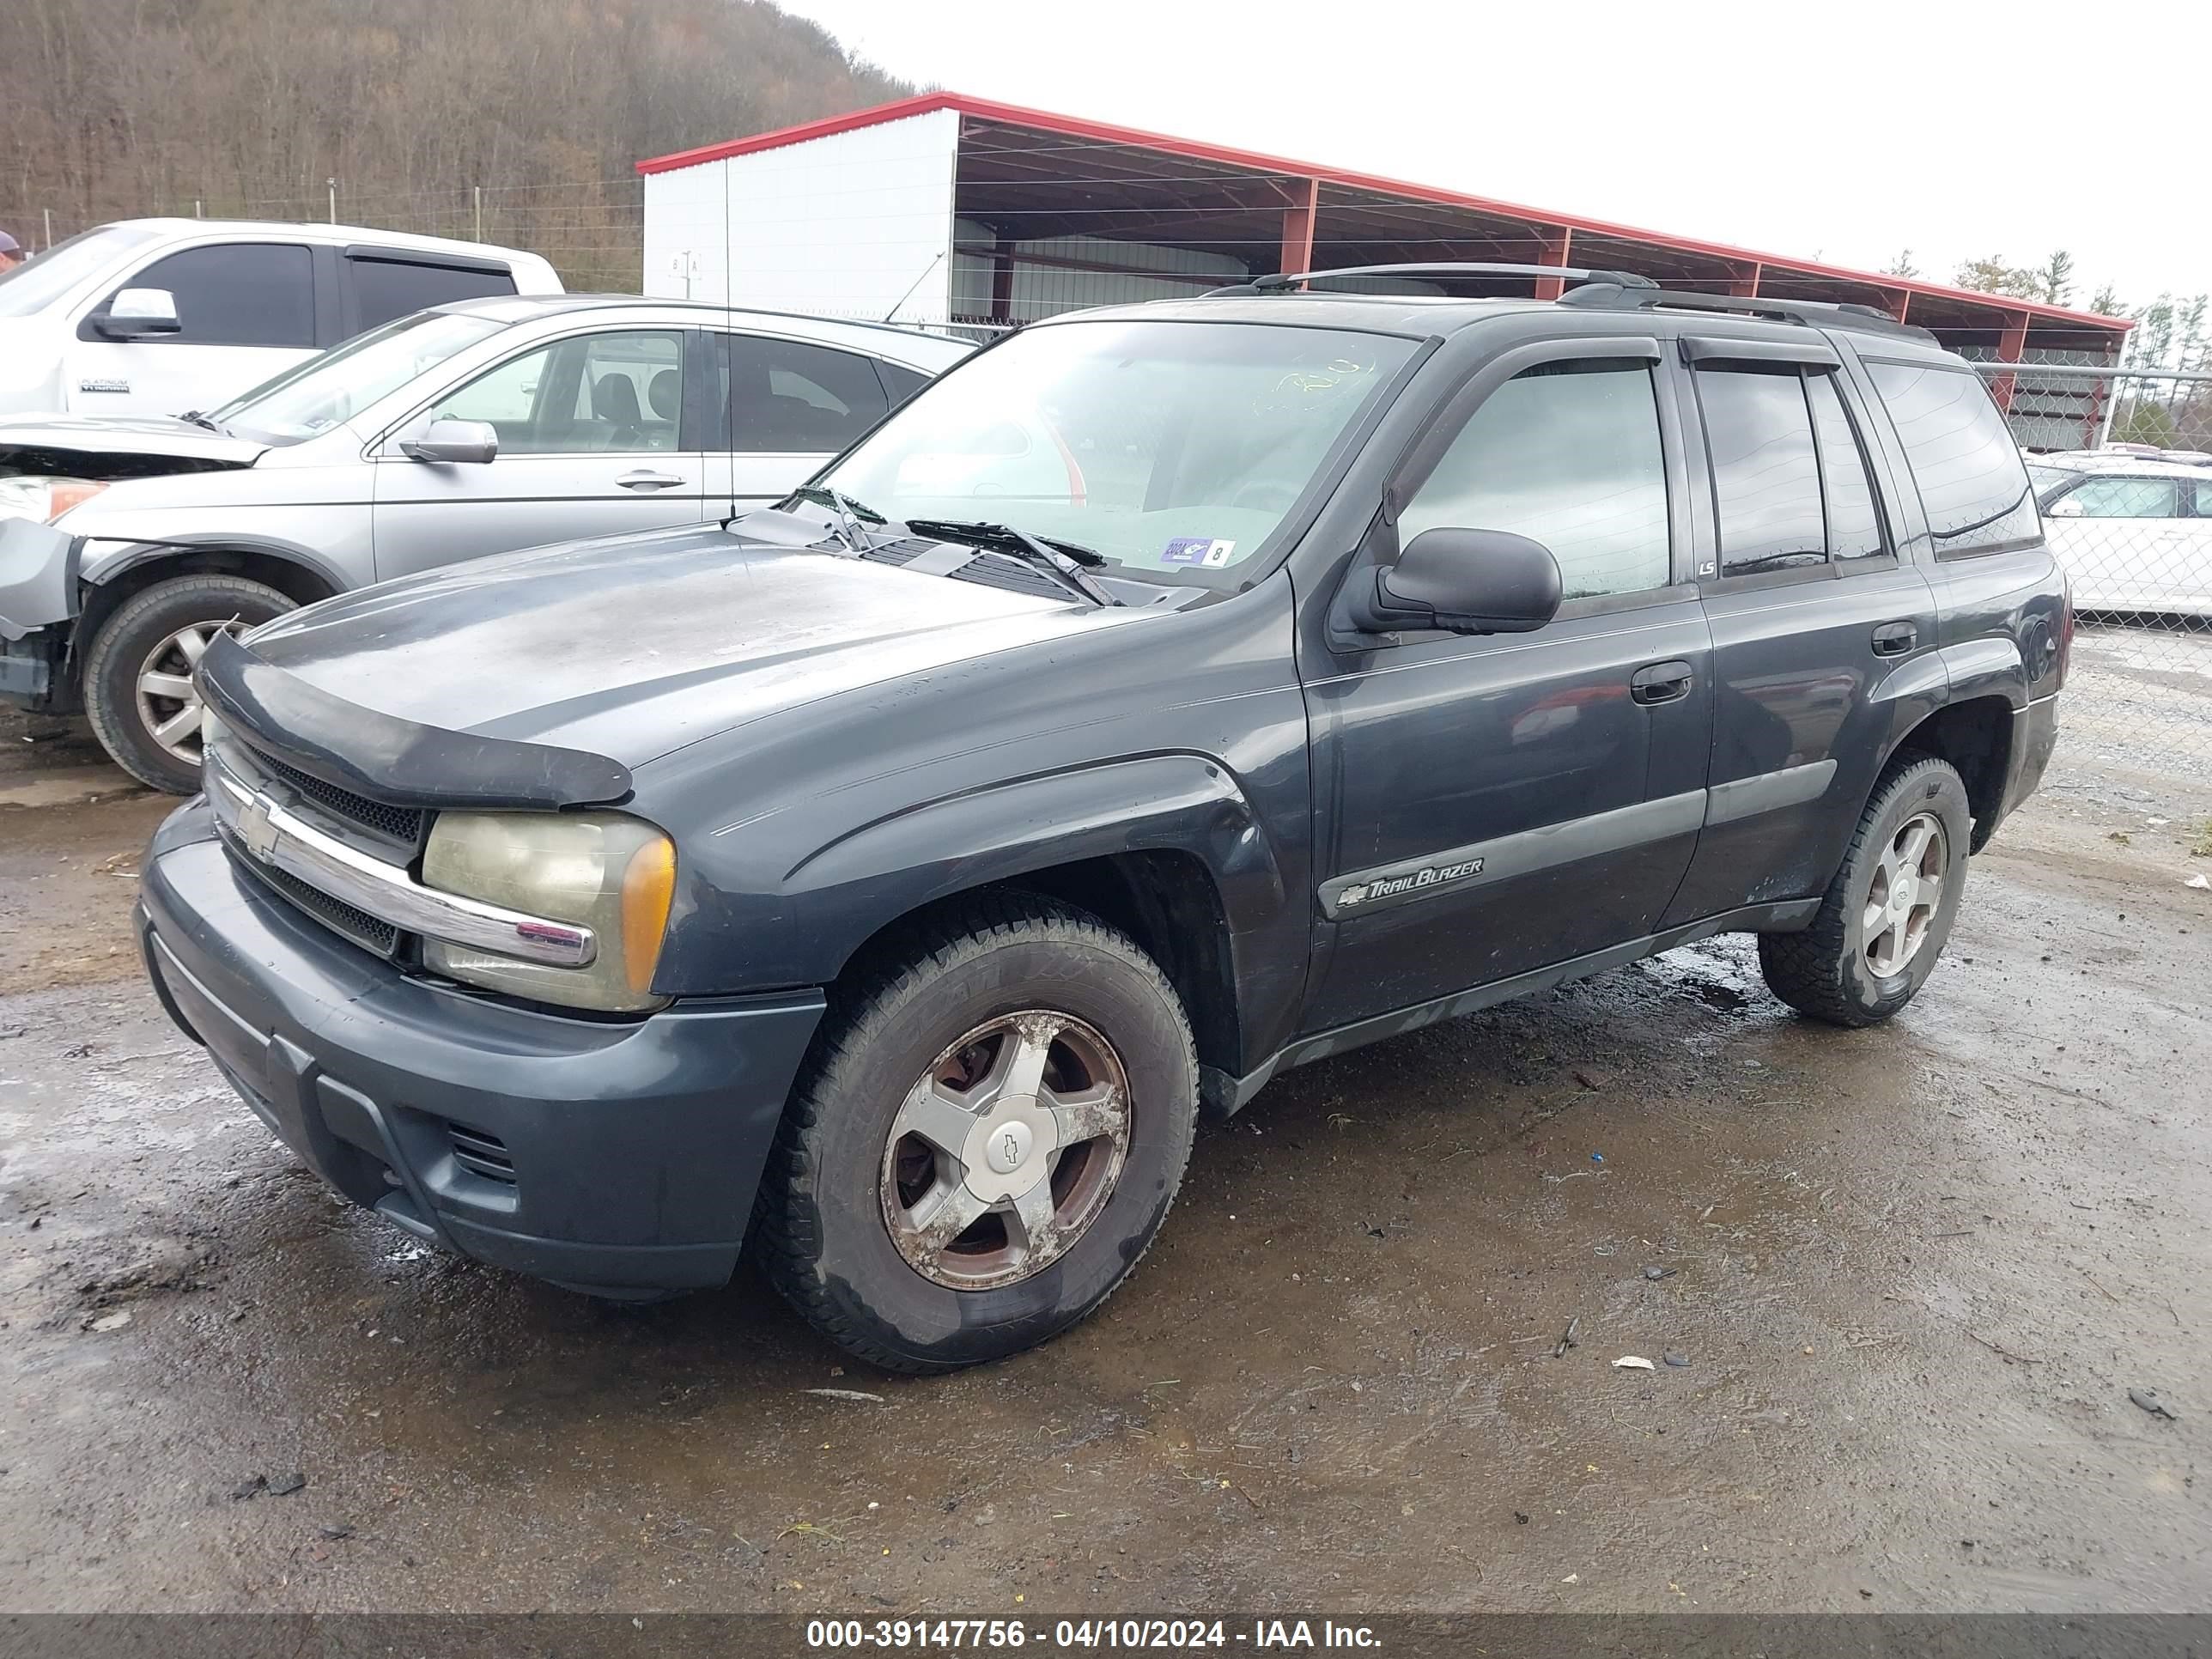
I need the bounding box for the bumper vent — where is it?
[447,1124,516,1185]
[256,862,400,957]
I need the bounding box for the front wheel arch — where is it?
[72,546,339,677]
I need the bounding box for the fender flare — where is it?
[782,752,1288,987]
[79,532,351,600]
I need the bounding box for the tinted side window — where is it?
[113,243,313,347]
[1697,366,1826,574]
[1806,373,1886,562]
[877,360,930,410]
[729,337,891,452]
[350,258,515,332]
[1867,362,2038,554]
[1401,360,1671,600]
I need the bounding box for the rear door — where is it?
[371,325,714,581]
[1303,337,1712,1030]
[721,331,899,511]
[340,249,518,337]
[1660,334,1942,925]
[64,240,319,416]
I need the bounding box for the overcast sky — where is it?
[777,0,2208,310]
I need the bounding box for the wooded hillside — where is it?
[0,0,910,287]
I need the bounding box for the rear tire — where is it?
[82,574,295,793]
[1758,755,1972,1027]
[755,892,1198,1373]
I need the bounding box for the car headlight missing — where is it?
[421,811,676,1012]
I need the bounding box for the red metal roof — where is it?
[636,91,2129,332]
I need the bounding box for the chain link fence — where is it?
[2038,355,2212,801]
[0,181,647,295]
[1972,361,2212,786]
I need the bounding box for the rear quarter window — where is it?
[1867,362,2039,556]
[349,257,516,333]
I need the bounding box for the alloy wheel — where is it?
[878,1011,1132,1291]
[133,618,245,767]
[1863,810,1948,978]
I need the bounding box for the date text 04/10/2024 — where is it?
[804,1619,1382,1649]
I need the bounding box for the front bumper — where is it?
[0,515,78,642]
[0,623,71,712]
[138,799,824,1296]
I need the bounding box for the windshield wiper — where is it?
[177,410,228,434]
[784,484,885,553]
[905,518,1121,607]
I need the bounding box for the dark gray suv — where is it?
[134,264,2066,1371]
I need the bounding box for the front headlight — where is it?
[0,476,106,524]
[421,811,676,1012]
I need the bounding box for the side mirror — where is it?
[95,287,181,340]
[2045,495,2084,519]
[1345,527,1563,636]
[399,418,499,465]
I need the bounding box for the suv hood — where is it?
[231,521,1150,781]
[0,413,268,478]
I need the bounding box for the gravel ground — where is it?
[1,668,2208,1617]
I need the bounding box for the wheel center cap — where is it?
[984,1118,1035,1176]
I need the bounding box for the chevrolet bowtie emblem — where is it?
[234,791,282,862]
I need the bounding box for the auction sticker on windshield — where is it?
[1162,537,1235,568]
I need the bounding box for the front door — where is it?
[371,326,713,582]
[64,240,319,417]
[1304,343,1711,1031]
[1660,345,1941,924]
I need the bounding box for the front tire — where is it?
[1758,755,1972,1027]
[755,893,1199,1372]
[81,574,295,793]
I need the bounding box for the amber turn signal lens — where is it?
[619,836,677,997]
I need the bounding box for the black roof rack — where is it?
[1560,283,1939,343]
[1206,262,1660,297]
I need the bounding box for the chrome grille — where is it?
[249,860,401,957]
[249,749,425,849]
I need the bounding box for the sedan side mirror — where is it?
[2044,495,2084,519]
[1345,526,1564,636]
[400,418,499,465]
[95,287,181,340]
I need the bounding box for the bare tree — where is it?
[0,0,912,287]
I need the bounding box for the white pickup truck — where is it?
[0,219,562,420]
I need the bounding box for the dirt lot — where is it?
[2,665,2208,1616]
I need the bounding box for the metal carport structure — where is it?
[638,92,2130,437]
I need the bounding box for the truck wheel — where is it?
[82,575,295,793]
[1758,755,1972,1027]
[756,893,1199,1372]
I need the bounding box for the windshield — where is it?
[210,310,505,443]
[814,320,1417,580]
[0,225,164,319]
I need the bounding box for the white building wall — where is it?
[642,107,959,325]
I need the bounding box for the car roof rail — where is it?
[1560,282,1941,343]
[1206,262,1662,297]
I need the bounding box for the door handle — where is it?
[1630,659,1695,705]
[616,470,688,491]
[1871,621,1918,657]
